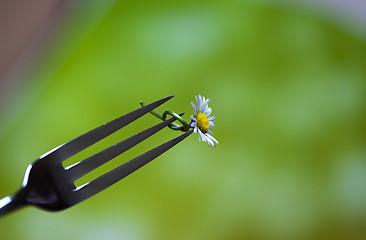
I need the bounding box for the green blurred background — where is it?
[1,0,366,239]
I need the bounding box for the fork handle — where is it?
[0,190,27,217]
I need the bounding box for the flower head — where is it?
[190,95,218,147]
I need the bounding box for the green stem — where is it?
[140,101,191,132]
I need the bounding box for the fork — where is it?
[0,95,192,217]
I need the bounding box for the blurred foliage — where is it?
[0,0,366,240]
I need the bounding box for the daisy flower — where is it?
[190,95,218,147]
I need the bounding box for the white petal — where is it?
[204,107,212,116]
[205,134,215,146]
[203,97,210,105]
[197,129,202,141]
[197,95,203,112]
[200,96,205,109]
[195,96,200,111]
[207,133,219,144]
[191,102,196,113]
[198,130,206,141]
[209,121,215,127]
[201,99,210,113]
[208,116,215,121]
[204,98,211,107]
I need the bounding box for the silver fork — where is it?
[0,96,192,217]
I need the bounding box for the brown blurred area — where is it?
[0,0,69,103]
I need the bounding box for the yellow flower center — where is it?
[196,112,210,133]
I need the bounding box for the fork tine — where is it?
[74,130,193,202]
[40,96,174,163]
[66,113,184,181]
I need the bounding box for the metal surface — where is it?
[0,96,192,217]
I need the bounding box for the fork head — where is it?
[16,96,192,212]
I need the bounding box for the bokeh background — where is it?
[0,0,366,239]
